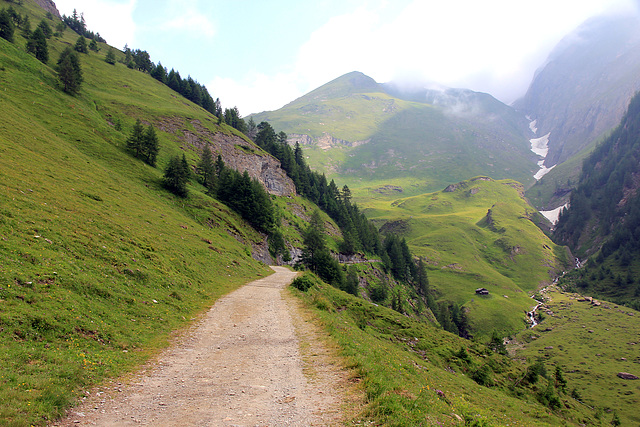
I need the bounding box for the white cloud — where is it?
[54,0,137,50]
[219,0,632,113]
[208,73,306,116]
[162,0,216,39]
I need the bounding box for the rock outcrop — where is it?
[35,0,61,18]
[159,118,296,197]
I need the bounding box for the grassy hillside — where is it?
[512,286,640,426]
[360,177,570,338]
[0,2,309,424]
[292,276,603,426]
[252,71,538,194]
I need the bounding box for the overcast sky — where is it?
[53,0,637,116]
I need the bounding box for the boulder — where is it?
[617,372,639,380]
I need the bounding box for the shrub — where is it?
[291,274,315,292]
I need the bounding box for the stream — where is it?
[526,258,582,328]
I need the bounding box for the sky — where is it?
[52,0,638,116]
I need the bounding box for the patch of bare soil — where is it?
[53,267,360,426]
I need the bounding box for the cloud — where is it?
[162,0,216,39]
[213,0,634,113]
[54,0,137,49]
[208,73,306,116]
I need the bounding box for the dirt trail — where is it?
[55,267,351,426]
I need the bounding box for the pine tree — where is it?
[142,125,159,166]
[197,147,216,192]
[0,8,15,42]
[37,19,51,38]
[163,155,189,198]
[57,47,83,94]
[345,266,359,296]
[105,48,116,65]
[89,38,99,52]
[74,35,88,53]
[127,119,145,159]
[26,27,48,63]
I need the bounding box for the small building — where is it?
[475,288,489,295]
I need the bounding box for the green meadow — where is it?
[352,177,571,338]
[292,275,602,426]
[513,286,640,426]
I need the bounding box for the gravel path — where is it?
[55,266,351,426]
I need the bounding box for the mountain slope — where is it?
[363,177,570,337]
[554,92,640,310]
[0,2,312,424]
[252,71,538,195]
[517,11,640,182]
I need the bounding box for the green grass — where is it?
[0,3,276,425]
[512,287,640,426]
[291,278,600,426]
[353,177,571,338]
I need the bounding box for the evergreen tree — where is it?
[0,8,15,42]
[74,35,88,53]
[127,119,145,159]
[246,117,257,140]
[57,47,83,94]
[105,48,116,65]
[142,125,159,166]
[554,365,567,394]
[89,38,99,51]
[345,265,359,296]
[151,62,167,83]
[26,27,48,63]
[163,155,189,198]
[21,14,30,38]
[197,147,216,192]
[37,19,52,38]
[302,210,327,271]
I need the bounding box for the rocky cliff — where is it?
[157,117,296,197]
[37,0,61,18]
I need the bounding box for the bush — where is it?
[291,274,316,292]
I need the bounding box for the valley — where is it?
[1,0,640,426]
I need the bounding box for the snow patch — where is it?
[534,161,556,180]
[529,119,538,135]
[530,133,550,157]
[530,132,552,180]
[540,203,568,225]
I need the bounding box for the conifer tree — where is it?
[89,38,99,51]
[197,147,216,192]
[0,8,15,42]
[37,19,51,38]
[105,48,116,65]
[127,119,145,159]
[345,266,359,296]
[57,47,83,94]
[74,35,88,53]
[142,125,159,166]
[26,27,48,63]
[163,155,189,198]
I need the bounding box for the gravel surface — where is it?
[54,266,352,426]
